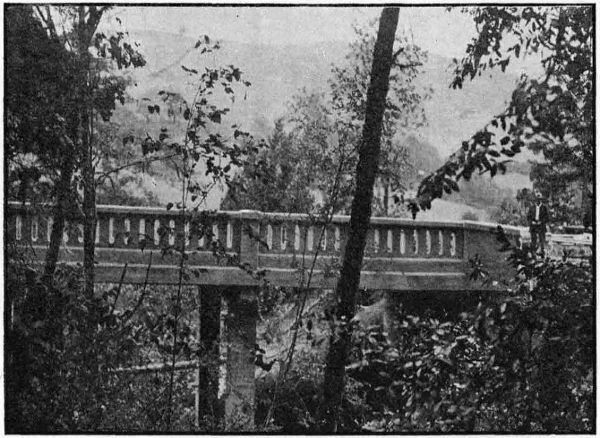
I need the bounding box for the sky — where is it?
[112,6,477,58]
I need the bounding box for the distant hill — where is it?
[125,29,521,155]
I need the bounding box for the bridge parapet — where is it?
[6,203,523,291]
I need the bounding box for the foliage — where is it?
[5,260,132,432]
[345,233,593,433]
[528,162,588,225]
[450,174,513,209]
[5,5,146,202]
[223,19,431,216]
[4,5,79,203]
[253,236,593,433]
[221,119,315,213]
[5,250,207,432]
[413,6,593,227]
[331,21,431,214]
[127,36,260,215]
[489,188,534,226]
[461,211,480,221]
[490,197,526,226]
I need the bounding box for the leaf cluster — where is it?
[413,6,592,223]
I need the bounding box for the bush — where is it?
[5,256,202,432]
[461,211,480,221]
[345,233,593,432]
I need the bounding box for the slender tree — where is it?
[25,6,145,291]
[319,7,399,432]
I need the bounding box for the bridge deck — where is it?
[7,203,524,291]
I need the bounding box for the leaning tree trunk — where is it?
[320,7,399,432]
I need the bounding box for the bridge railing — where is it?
[6,202,524,289]
[6,203,477,259]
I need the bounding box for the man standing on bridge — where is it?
[527,191,549,255]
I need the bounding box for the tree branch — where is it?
[95,152,179,185]
[395,61,423,69]
[34,6,59,41]
[392,47,405,61]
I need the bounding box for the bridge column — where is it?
[196,286,221,428]
[218,286,258,431]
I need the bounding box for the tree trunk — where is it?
[383,179,390,216]
[320,7,399,432]
[42,160,74,281]
[78,6,97,299]
[82,107,96,298]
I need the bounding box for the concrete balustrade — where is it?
[6,203,525,292]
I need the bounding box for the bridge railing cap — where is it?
[5,202,527,236]
[461,220,525,236]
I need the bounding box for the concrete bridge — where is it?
[6,203,524,430]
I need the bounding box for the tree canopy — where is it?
[413,6,593,226]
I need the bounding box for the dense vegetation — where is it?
[5,5,593,433]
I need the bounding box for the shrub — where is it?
[5,257,201,432]
[347,238,593,432]
[461,211,480,221]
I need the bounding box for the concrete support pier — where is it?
[196,286,221,428]
[218,287,258,431]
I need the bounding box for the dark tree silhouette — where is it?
[320,7,399,432]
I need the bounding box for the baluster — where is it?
[218,219,228,251]
[438,230,443,256]
[168,219,175,246]
[294,224,300,251]
[47,217,53,242]
[450,232,457,256]
[227,221,233,249]
[426,230,431,255]
[280,224,287,251]
[15,215,22,241]
[329,225,337,252]
[334,226,341,252]
[198,219,206,249]
[319,227,327,251]
[270,223,280,251]
[400,229,406,255]
[212,223,219,243]
[413,229,419,254]
[232,219,242,252]
[124,218,131,245]
[266,224,273,250]
[63,221,69,243]
[385,229,392,253]
[306,226,314,252]
[373,229,380,254]
[154,219,160,246]
[95,221,100,244]
[184,221,190,247]
[109,217,115,245]
[139,218,146,245]
[31,216,38,242]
